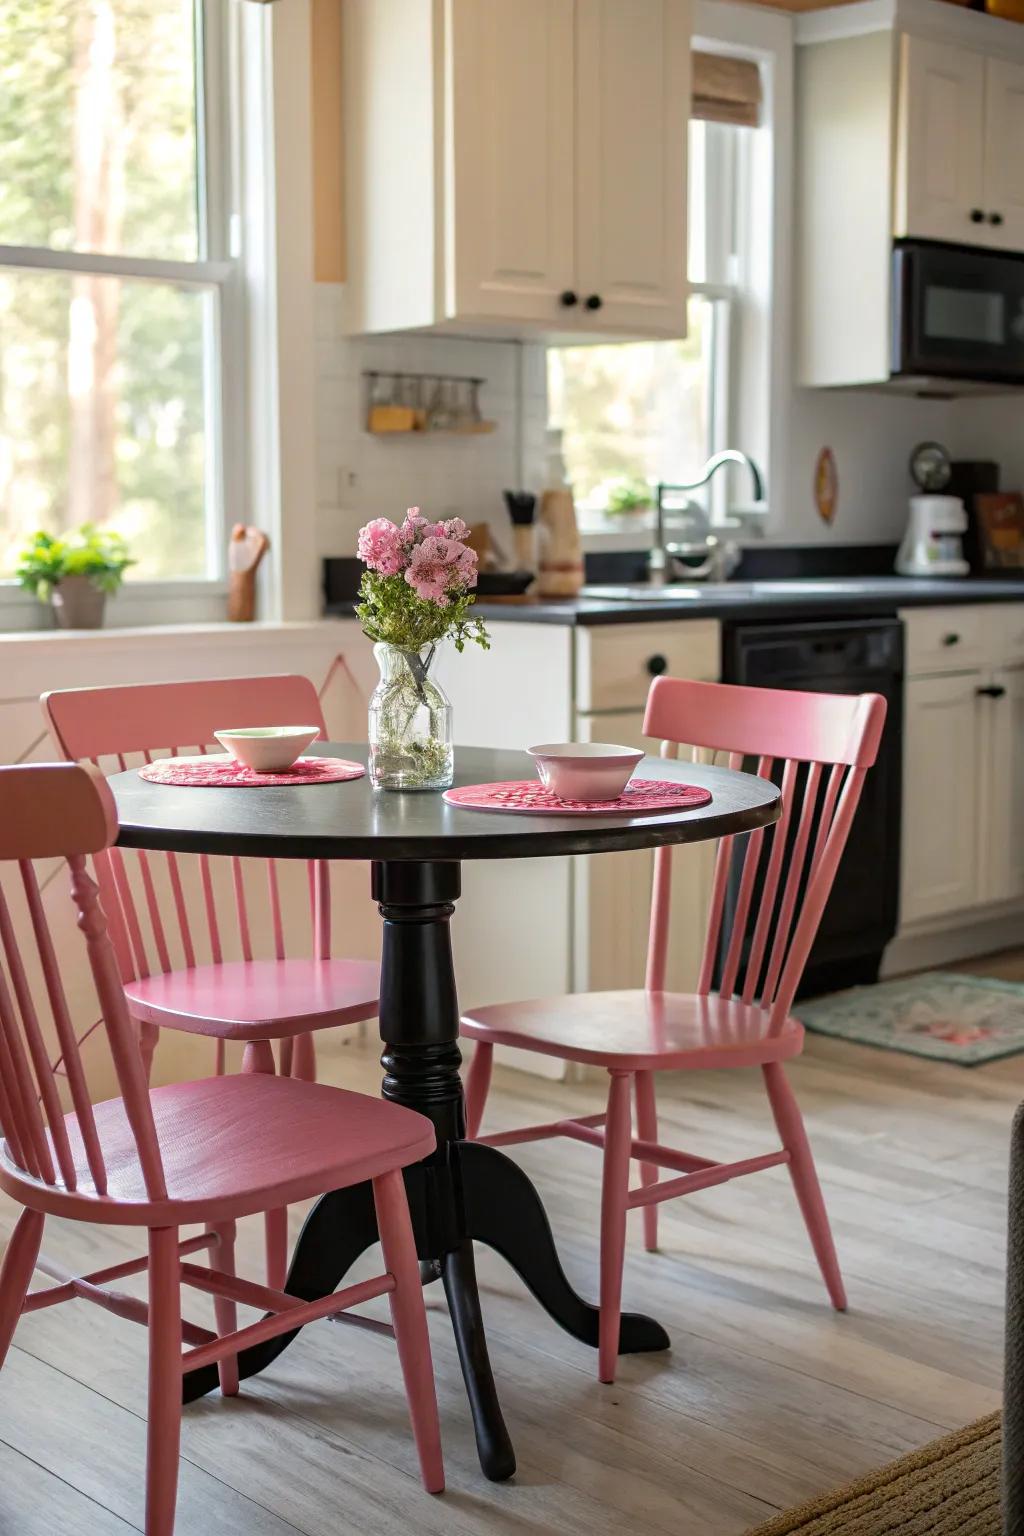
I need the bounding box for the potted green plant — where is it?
[16,525,135,629]
[606,478,653,516]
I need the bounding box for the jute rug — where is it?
[744,1414,1002,1535]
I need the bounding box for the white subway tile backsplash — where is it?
[314,287,548,557]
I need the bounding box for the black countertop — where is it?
[326,576,1024,627]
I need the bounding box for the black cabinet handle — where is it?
[942,633,960,646]
[646,653,668,677]
[584,294,603,311]
[970,208,985,223]
[989,212,1005,227]
[559,290,578,308]
[976,684,1007,698]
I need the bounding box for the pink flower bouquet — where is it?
[355,509,490,656]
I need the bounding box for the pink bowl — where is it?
[527,742,645,802]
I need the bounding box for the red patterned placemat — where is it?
[138,755,365,788]
[443,779,712,816]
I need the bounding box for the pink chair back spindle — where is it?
[41,677,335,988]
[642,678,887,1031]
[0,763,166,1201]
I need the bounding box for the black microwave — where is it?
[892,240,1024,386]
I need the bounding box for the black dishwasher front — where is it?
[721,617,903,999]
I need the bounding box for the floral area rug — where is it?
[795,971,1024,1065]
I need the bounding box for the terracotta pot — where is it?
[51,575,107,629]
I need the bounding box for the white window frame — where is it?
[0,0,247,630]
[693,0,794,536]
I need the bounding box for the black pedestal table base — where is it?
[180,858,670,1481]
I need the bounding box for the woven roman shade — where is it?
[692,51,762,128]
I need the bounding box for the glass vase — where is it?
[368,642,454,791]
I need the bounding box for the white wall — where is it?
[782,387,958,544]
[314,287,549,558]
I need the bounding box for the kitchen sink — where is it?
[580,583,756,602]
[580,578,879,602]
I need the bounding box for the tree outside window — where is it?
[0,1,232,582]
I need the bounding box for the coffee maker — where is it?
[895,442,970,578]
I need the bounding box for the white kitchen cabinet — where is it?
[447,0,576,325]
[574,0,690,335]
[901,672,982,925]
[576,710,715,993]
[574,619,719,995]
[893,604,1024,973]
[981,666,1024,904]
[343,0,691,340]
[983,58,1024,254]
[796,0,1024,388]
[897,38,1024,252]
[895,36,985,246]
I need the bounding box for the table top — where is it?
[110,742,781,862]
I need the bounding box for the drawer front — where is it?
[902,606,990,676]
[575,620,720,713]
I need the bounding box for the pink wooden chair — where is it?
[42,675,379,1289]
[462,677,887,1383]
[0,762,444,1532]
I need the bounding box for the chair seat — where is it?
[0,1074,434,1225]
[461,990,804,1070]
[124,957,380,1041]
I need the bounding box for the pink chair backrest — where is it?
[642,677,888,1030]
[42,676,332,983]
[0,763,166,1199]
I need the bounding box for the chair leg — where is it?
[211,1221,239,1397]
[241,1041,289,1289]
[264,1208,289,1294]
[146,1227,182,1536]
[762,1061,847,1312]
[599,1072,634,1384]
[464,1042,494,1139]
[214,1039,226,1076]
[372,1169,444,1494]
[0,1209,44,1371]
[292,1033,316,1082]
[278,1037,294,1077]
[139,1020,159,1083]
[633,1072,659,1253]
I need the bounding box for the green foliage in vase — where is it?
[356,571,490,654]
[16,524,135,601]
[355,511,490,655]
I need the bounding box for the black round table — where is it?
[110,742,780,1482]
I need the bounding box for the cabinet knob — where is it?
[970,208,985,223]
[942,633,960,646]
[989,212,1005,227]
[976,684,1007,698]
[559,290,578,308]
[646,654,669,677]
[584,294,603,311]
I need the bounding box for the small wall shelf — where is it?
[362,370,497,436]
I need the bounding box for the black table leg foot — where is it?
[181,1182,379,1404]
[459,1140,671,1357]
[442,1240,517,1482]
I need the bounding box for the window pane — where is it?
[0,1,199,260]
[548,295,715,514]
[0,268,212,580]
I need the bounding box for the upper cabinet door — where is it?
[982,57,1024,253]
[574,0,691,337]
[896,35,985,244]
[447,0,576,324]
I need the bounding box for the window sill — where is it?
[0,581,231,633]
